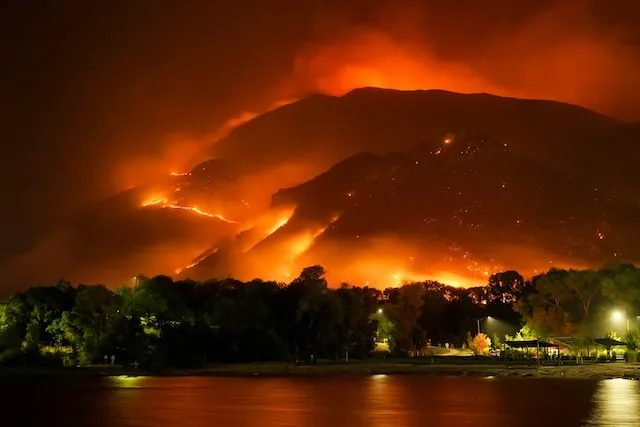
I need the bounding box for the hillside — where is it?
[181,130,640,287]
[3,88,639,289]
[208,88,640,201]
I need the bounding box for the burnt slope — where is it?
[183,130,640,286]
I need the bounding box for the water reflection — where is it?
[586,379,640,426]
[105,376,313,427]
[1,375,637,426]
[365,373,411,427]
[108,375,145,388]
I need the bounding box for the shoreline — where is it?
[2,362,640,380]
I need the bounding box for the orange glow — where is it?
[241,207,296,251]
[96,21,638,289]
[211,98,299,143]
[269,210,293,235]
[288,21,640,119]
[292,30,499,99]
[236,214,341,282]
[142,196,168,207]
[268,217,290,235]
[284,216,338,259]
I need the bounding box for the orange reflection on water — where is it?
[101,375,604,427]
[106,376,312,427]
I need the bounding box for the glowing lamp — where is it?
[612,310,624,322]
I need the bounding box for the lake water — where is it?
[1,375,639,426]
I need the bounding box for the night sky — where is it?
[1,1,640,276]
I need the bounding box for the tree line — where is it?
[1,263,638,368]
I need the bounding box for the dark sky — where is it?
[1,0,639,260]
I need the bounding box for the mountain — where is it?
[3,88,639,290]
[206,88,640,202]
[180,130,640,287]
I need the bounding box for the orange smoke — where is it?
[289,19,640,118]
[211,98,299,143]
[113,98,299,193]
[114,134,204,191]
[292,29,500,98]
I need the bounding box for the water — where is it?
[1,375,639,426]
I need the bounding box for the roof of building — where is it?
[505,340,558,348]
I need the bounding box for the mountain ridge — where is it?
[3,88,639,289]
[207,87,640,203]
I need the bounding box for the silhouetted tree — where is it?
[2,263,638,368]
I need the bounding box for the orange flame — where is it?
[267,216,291,235]
[141,194,239,224]
[175,260,199,275]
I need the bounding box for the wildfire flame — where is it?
[268,216,291,235]
[141,195,239,224]
[175,261,199,275]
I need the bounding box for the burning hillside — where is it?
[2,88,639,291]
[176,129,640,287]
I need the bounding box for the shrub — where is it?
[625,328,640,351]
[625,350,638,363]
[471,333,491,355]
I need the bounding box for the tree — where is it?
[485,271,524,305]
[471,333,491,355]
[491,333,502,350]
[286,266,344,360]
[336,286,380,359]
[518,269,577,337]
[505,324,539,341]
[601,264,640,310]
[563,269,601,333]
[417,281,448,344]
[625,328,640,351]
[52,285,119,365]
[6,262,640,368]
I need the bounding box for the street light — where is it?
[472,316,492,335]
[377,308,383,314]
[611,310,630,333]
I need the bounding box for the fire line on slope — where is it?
[142,197,240,224]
